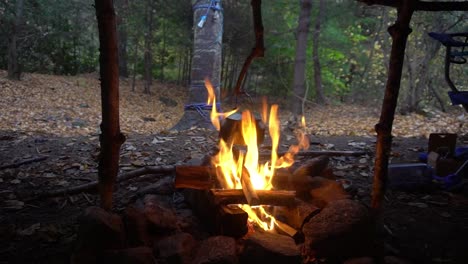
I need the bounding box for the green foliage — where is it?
[1,0,465,112]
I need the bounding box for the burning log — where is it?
[241,166,260,206]
[272,156,334,195]
[210,189,296,206]
[271,168,294,190]
[174,166,215,189]
[220,112,265,146]
[183,188,250,237]
[216,205,248,237]
[292,156,329,178]
[275,219,304,244]
[273,199,321,229]
[260,150,366,159]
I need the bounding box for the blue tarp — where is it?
[448,91,468,105]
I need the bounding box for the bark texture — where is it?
[7,0,23,80]
[291,0,312,117]
[312,0,326,104]
[95,0,126,210]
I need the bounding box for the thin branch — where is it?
[234,0,264,98]
[32,165,175,199]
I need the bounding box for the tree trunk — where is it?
[172,0,223,130]
[291,0,312,118]
[177,48,183,85]
[312,0,326,104]
[403,19,442,114]
[94,0,126,211]
[7,0,24,80]
[131,35,139,92]
[160,21,166,82]
[116,0,129,77]
[182,48,188,86]
[143,0,154,94]
[228,57,239,91]
[371,1,414,214]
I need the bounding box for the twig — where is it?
[259,150,367,159]
[33,165,175,199]
[0,156,48,170]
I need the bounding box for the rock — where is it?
[104,247,157,264]
[344,257,375,264]
[240,231,301,263]
[273,199,320,229]
[302,199,374,261]
[137,177,175,196]
[71,206,125,264]
[308,177,350,208]
[143,195,180,233]
[384,256,413,264]
[155,232,196,264]
[124,206,152,247]
[192,236,237,264]
[292,156,330,178]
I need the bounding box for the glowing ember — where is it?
[205,78,309,230]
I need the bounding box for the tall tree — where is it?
[312,0,326,103]
[172,0,223,130]
[291,0,312,118]
[7,0,24,80]
[143,0,154,94]
[94,0,125,210]
[116,0,129,77]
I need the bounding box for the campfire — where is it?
[175,79,316,237]
[72,80,375,263]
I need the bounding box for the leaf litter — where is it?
[0,71,467,262]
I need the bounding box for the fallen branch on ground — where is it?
[0,156,48,170]
[33,165,175,199]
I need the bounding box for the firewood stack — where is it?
[174,155,349,239]
[72,152,378,264]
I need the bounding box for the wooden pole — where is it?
[371,0,414,213]
[95,0,126,211]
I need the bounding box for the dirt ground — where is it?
[1,72,467,263]
[1,130,467,264]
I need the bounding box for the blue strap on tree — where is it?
[193,0,222,28]
[184,102,222,121]
[184,83,222,121]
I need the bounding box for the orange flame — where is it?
[204,78,237,131]
[206,79,309,230]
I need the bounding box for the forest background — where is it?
[1,0,467,115]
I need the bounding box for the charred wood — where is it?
[210,189,296,206]
[241,167,260,206]
[216,205,248,238]
[174,166,216,189]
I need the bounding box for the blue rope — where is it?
[195,0,221,28]
[184,102,222,121]
[193,3,222,12]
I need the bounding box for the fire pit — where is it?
[72,80,377,264]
